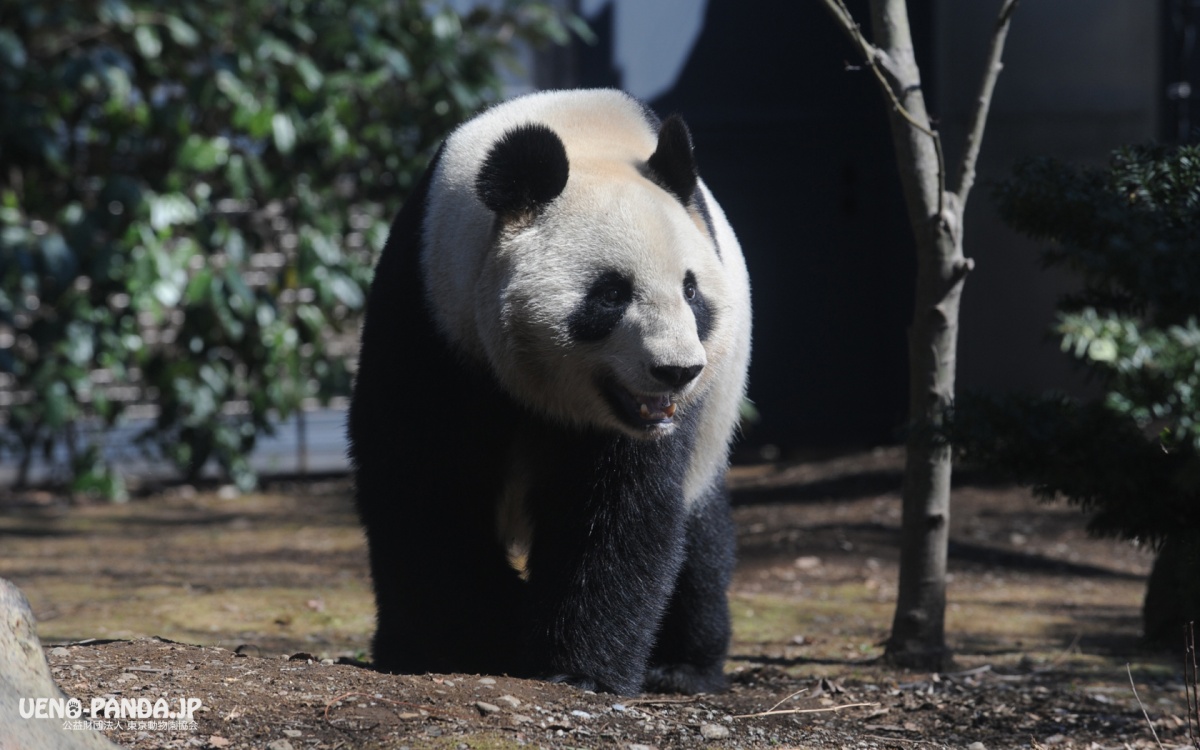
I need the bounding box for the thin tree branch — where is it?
[816,0,864,50]
[952,0,1020,207]
[821,0,922,133]
[35,26,111,58]
[1128,663,1166,750]
[818,0,945,217]
[732,702,878,720]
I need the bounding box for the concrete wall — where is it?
[935,2,1160,396]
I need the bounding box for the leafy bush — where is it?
[0,0,580,492]
[950,143,1200,642]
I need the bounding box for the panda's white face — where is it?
[475,172,727,438]
[420,90,750,500]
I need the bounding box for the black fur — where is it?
[646,114,698,205]
[645,478,736,694]
[349,125,735,697]
[349,144,528,676]
[685,270,715,342]
[567,271,633,342]
[475,123,569,217]
[647,114,721,259]
[522,418,697,694]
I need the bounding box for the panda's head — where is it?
[470,115,730,439]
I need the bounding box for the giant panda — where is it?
[347,88,752,696]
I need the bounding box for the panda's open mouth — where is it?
[603,381,678,429]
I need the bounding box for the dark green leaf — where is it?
[272,112,296,154]
[0,29,27,69]
[134,25,162,59]
[164,16,200,47]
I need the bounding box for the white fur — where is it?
[421,89,752,507]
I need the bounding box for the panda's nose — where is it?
[650,364,704,389]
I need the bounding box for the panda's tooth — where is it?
[664,403,676,418]
[639,403,651,418]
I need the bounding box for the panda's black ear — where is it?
[646,114,697,205]
[476,123,569,218]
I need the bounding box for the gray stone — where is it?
[475,701,501,715]
[0,577,121,749]
[700,722,732,739]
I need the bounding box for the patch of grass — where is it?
[0,488,374,657]
[429,734,533,750]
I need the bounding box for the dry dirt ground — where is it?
[2,447,1197,749]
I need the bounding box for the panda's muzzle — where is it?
[637,394,677,422]
[602,381,681,431]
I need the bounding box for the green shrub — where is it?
[950,143,1200,642]
[0,0,580,493]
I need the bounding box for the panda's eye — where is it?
[570,272,633,342]
[683,281,697,301]
[588,272,633,308]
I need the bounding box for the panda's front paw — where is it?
[544,672,639,694]
[545,673,602,692]
[643,664,729,695]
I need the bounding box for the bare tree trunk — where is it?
[819,0,1019,669]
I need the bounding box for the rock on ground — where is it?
[0,577,121,750]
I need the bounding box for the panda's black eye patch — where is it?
[684,270,715,342]
[593,273,633,307]
[569,271,633,342]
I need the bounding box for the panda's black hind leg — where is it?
[365,506,527,676]
[644,481,736,694]
[349,138,528,678]
[355,358,527,677]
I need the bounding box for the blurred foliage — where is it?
[949,144,1200,641]
[0,0,581,493]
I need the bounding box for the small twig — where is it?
[36,26,112,57]
[818,0,945,218]
[1045,631,1083,668]
[824,0,934,138]
[863,735,952,748]
[622,695,701,707]
[1127,663,1166,750]
[322,691,445,722]
[763,686,809,714]
[732,701,878,719]
[816,0,866,50]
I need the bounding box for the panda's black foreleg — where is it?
[644,480,736,694]
[523,431,691,696]
[361,484,527,677]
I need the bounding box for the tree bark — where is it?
[818,0,1018,670]
[890,205,965,670]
